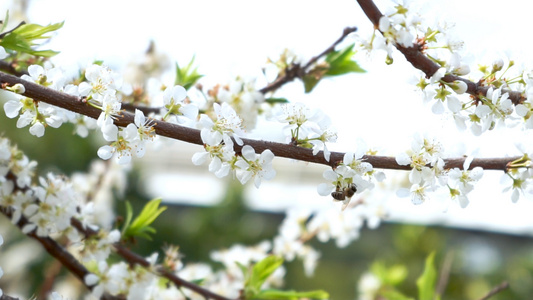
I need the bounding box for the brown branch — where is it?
[477,281,509,300]
[114,244,233,300]
[0,207,90,284]
[259,26,358,95]
[0,173,124,300]
[0,60,28,77]
[355,0,525,105]
[0,71,521,171]
[70,218,233,300]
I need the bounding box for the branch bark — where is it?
[0,71,521,171]
[477,281,509,300]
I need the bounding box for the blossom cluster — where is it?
[193,102,276,187]
[395,134,484,207]
[272,102,338,161]
[356,0,533,137]
[201,77,265,129]
[318,144,382,208]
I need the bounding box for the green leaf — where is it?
[120,201,134,236]
[12,22,64,40]
[0,21,63,57]
[175,56,204,90]
[236,261,250,281]
[0,11,9,33]
[302,74,320,93]
[386,265,408,286]
[122,198,167,241]
[255,289,329,300]
[246,256,284,295]
[370,262,407,286]
[264,97,289,105]
[416,252,437,300]
[324,44,365,76]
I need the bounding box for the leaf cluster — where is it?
[303,44,365,93]
[174,55,203,90]
[241,255,329,300]
[369,252,439,300]
[0,11,63,57]
[121,198,167,241]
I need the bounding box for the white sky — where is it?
[3,0,533,234]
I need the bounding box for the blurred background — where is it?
[1,0,533,299]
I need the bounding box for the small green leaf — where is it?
[175,56,204,90]
[190,278,206,285]
[416,252,437,300]
[236,261,250,281]
[0,21,63,57]
[120,201,134,236]
[386,265,408,286]
[302,74,320,93]
[265,97,289,105]
[0,11,10,33]
[325,44,366,76]
[255,289,329,299]
[247,256,284,295]
[123,198,167,241]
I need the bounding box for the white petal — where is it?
[515,104,529,117]
[241,145,256,160]
[180,104,199,120]
[97,145,114,160]
[134,109,144,126]
[322,169,338,181]
[191,151,209,165]
[395,152,411,165]
[0,46,7,59]
[431,100,444,114]
[317,183,334,196]
[260,149,274,163]
[84,273,100,286]
[209,156,222,172]
[29,122,45,137]
[4,100,23,118]
[172,85,187,101]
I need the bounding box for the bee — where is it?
[331,183,357,201]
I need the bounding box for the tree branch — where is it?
[477,281,509,300]
[0,171,233,300]
[0,71,521,171]
[0,60,27,77]
[355,0,525,105]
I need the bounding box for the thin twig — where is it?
[477,281,510,300]
[435,251,454,297]
[259,26,357,94]
[0,71,521,171]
